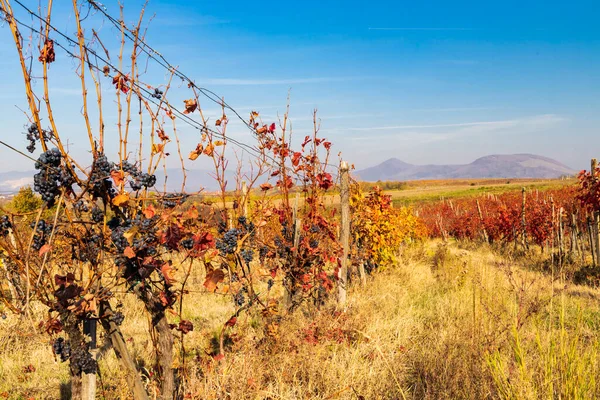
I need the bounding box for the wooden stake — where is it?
[338,161,351,307]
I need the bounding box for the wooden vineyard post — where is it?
[283,193,303,309]
[338,161,350,308]
[588,215,597,267]
[558,207,564,268]
[476,199,488,244]
[82,319,97,400]
[521,187,527,250]
[99,302,149,399]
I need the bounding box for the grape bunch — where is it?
[31,220,52,251]
[91,206,104,223]
[234,291,245,306]
[161,193,189,208]
[110,226,129,252]
[274,236,291,258]
[33,148,69,206]
[71,346,97,374]
[89,153,115,198]
[241,249,254,264]
[73,232,103,263]
[52,337,71,362]
[237,216,256,233]
[24,124,51,153]
[180,238,195,250]
[0,215,12,236]
[216,228,241,255]
[73,200,89,212]
[130,172,156,191]
[151,88,163,99]
[110,311,125,325]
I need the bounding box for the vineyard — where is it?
[1,1,600,399]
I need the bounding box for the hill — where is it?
[355,154,576,181]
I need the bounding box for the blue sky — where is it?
[1,0,599,178]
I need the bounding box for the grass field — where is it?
[197,177,577,210]
[385,178,576,205]
[1,177,591,399]
[2,240,600,399]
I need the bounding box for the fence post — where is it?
[476,199,488,244]
[99,301,150,400]
[521,187,527,250]
[82,319,97,400]
[338,161,350,307]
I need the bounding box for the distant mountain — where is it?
[355,154,576,181]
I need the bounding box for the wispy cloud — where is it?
[201,77,366,86]
[346,114,565,132]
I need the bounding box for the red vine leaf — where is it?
[38,244,52,257]
[203,269,225,292]
[161,262,176,286]
[143,205,156,219]
[110,170,125,186]
[124,246,136,259]
[177,320,194,334]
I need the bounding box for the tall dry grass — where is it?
[2,240,600,399]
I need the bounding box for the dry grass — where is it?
[2,240,600,399]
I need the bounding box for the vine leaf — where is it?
[203,269,225,292]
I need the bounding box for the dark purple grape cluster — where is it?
[31,220,52,251]
[151,88,163,99]
[267,279,274,290]
[309,239,319,249]
[234,291,245,306]
[91,206,104,223]
[274,236,291,258]
[110,226,129,252]
[216,228,241,255]
[33,148,71,206]
[110,311,125,325]
[71,346,97,374]
[89,153,115,199]
[52,337,71,362]
[24,124,51,153]
[259,246,269,258]
[0,215,12,236]
[73,232,103,263]
[309,224,321,234]
[161,193,189,208]
[180,238,195,250]
[130,172,156,191]
[237,216,255,233]
[241,249,254,264]
[74,200,89,212]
